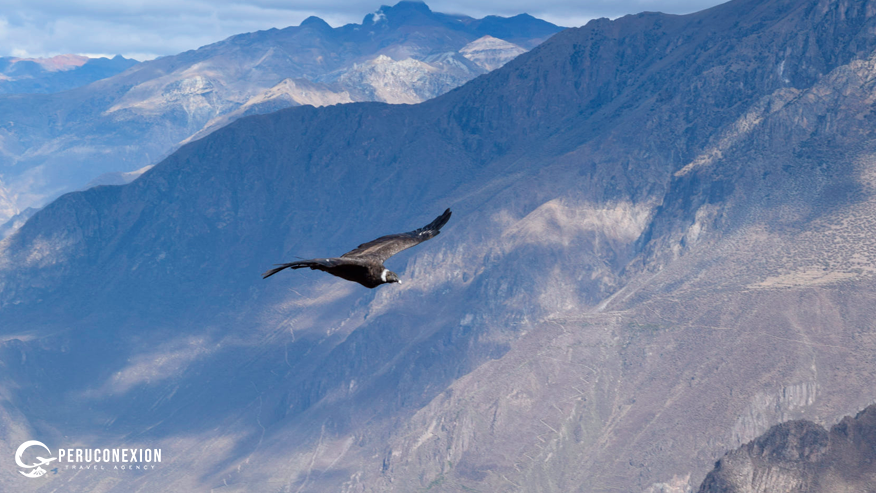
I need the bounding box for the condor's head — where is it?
[381,269,401,284]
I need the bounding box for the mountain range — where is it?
[0,1,561,228]
[0,54,138,94]
[2,0,876,491]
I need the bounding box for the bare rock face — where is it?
[699,405,876,493]
[328,53,482,104]
[460,35,527,71]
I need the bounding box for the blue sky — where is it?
[0,0,727,60]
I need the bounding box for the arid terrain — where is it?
[1,0,876,491]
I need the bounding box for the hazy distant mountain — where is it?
[0,1,561,226]
[0,208,35,240]
[699,405,876,492]
[3,0,876,492]
[0,54,138,94]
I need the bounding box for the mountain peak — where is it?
[300,16,332,30]
[391,0,431,10]
[379,0,434,23]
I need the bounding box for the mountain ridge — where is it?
[0,54,138,94]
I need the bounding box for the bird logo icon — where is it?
[15,440,57,478]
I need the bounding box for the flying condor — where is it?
[262,208,452,288]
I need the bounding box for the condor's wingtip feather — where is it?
[262,261,306,279]
[262,265,288,279]
[428,208,452,232]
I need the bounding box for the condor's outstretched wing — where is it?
[341,208,451,263]
[262,258,360,279]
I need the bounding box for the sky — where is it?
[0,0,728,61]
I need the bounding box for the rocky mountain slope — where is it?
[699,405,876,492]
[2,0,876,492]
[0,54,138,94]
[0,1,561,226]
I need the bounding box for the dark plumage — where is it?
[263,208,452,288]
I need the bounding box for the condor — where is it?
[263,208,452,288]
